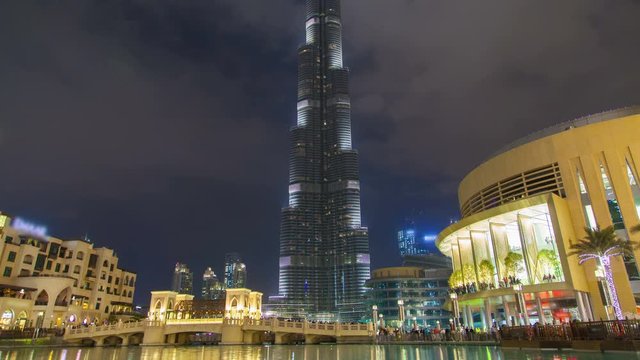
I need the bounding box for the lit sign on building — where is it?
[424,235,437,242]
[12,217,47,238]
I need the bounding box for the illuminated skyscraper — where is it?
[201,267,225,300]
[171,262,193,295]
[224,253,247,289]
[398,228,439,256]
[273,0,371,321]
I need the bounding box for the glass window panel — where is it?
[577,168,597,229]
[504,221,529,285]
[625,159,640,219]
[600,161,640,280]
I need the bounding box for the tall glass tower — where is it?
[274,0,371,322]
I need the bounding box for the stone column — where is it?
[466,306,474,328]
[521,293,530,326]
[461,305,468,327]
[503,297,511,325]
[582,292,595,321]
[536,296,546,325]
[483,299,492,330]
[576,291,587,321]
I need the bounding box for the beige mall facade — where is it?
[437,107,640,327]
[0,212,136,330]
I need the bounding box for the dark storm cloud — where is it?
[1,0,639,301]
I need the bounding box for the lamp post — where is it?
[513,284,529,325]
[397,299,405,333]
[595,265,612,321]
[450,293,460,330]
[372,305,378,329]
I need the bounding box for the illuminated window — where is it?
[625,159,640,219]
[600,161,640,280]
[576,169,597,229]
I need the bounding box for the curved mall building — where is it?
[437,107,640,328]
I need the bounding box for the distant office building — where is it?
[201,267,225,300]
[366,267,451,329]
[171,262,193,295]
[224,253,246,289]
[232,263,247,288]
[398,228,438,256]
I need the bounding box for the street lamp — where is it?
[595,265,613,320]
[372,305,378,328]
[397,299,405,333]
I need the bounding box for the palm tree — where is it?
[568,226,639,320]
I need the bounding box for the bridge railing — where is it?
[66,321,146,336]
[165,318,224,325]
[501,319,640,342]
[243,318,371,334]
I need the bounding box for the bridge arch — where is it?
[305,334,337,344]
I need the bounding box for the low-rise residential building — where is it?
[0,212,136,329]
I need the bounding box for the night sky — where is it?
[1,1,639,305]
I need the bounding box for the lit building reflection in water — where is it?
[0,345,611,359]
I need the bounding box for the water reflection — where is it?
[0,345,633,360]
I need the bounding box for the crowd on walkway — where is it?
[375,324,500,343]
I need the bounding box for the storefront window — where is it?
[1,310,13,329]
[443,202,565,289]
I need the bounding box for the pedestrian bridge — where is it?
[64,318,374,346]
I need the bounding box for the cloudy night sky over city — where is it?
[1,0,639,304]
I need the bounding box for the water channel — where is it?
[0,344,636,360]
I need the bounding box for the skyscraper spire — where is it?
[272,0,371,321]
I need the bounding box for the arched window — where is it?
[23,255,33,265]
[104,306,110,314]
[124,276,129,285]
[76,251,84,260]
[103,260,109,267]
[129,278,134,287]
[73,265,81,274]
[1,309,14,329]
[55,287,71,307]
[36,290,49,306]
[128,290,133,298]
[154,300,162,311]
